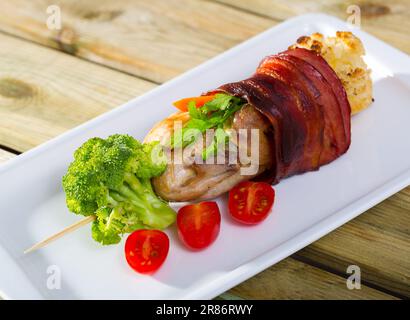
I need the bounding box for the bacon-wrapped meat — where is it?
[216,47,351,183]
[146,32,372,202]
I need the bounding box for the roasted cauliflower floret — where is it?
[290,31,373,114]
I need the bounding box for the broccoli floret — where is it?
[62,134,175,245]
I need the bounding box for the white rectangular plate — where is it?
[1,14,410,299]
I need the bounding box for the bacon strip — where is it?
[214,48,351,183]
[284,48,351,150]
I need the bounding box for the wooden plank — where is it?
[0,32,155,152]
[226,257,397,299]
[0,0,273,83]
[216,0,410,54]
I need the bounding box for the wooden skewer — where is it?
[24,215,96,254]
[23,202,190,254]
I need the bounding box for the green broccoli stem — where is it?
[108,191,124,203]
[106,193,119,206]
[107,173,176,229]
[110,187,146,211]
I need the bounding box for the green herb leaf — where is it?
[171,93,245,157]
[187,100,201,119]
[202,127,230,160]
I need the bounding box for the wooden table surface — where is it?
[0,0,409,300]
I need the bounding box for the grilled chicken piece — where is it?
[144,104,273,201]
[144,111,190,145]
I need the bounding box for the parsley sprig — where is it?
[172,94,245,159]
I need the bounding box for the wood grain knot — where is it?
[360,3,391,17]
[81,10,122,22]
[0,78,35,99]
[56,27,78,55]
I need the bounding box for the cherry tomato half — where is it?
[177,201,221,250]
[125,229,169,274]
[228,181,275,224]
